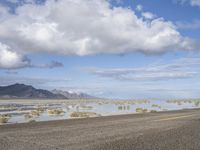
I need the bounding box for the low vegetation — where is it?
[70,112,100,118]
[36,107,46,113]
[1,98,200,124]
[194,101,200,107]
[118,105,130,110]
[30,110,41,116]
[166,99,200,107]
[113,100,150,105]
[150,110,157,113]
[151,104,161,109]
[166,99,193,104]
[29,120,36,123]
[24,114,34,119]
[24,110,41,119]
[48,109,65,116]
[0,114,10,124]
[136,108,148,113]
[79,105,93,110]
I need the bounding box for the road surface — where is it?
[1,109,200,150]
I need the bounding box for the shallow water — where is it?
[0,99,199,124]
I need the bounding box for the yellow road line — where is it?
[154,114,195,121]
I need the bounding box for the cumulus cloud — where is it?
[0,5,8,14]
[0,42,63,69]
[0,0,198,57]
[0,42,30,69]
[0,5,10,21]
[87,57,200,81]
[141,12,156,20]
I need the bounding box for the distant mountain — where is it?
[52,89,96,99]
[0,83,65,99]
[0,83,96,99]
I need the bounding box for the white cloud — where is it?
[0,5,9,21]
[87,57,200,81]
[0,0,199,57]
[0,42,63,69]
[0,5,8,14]
[142,12,156,20]
[177,0,200,6]
[176,20,200,29]
[136,4,143,11]
[190,0,200,6]
[0,42,30,69]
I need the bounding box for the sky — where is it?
[0,0,200,99]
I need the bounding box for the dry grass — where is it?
[0,114,10,124]
[70,112,100,118]
[166,99,193,104]
[150,110,157,113]
[136,108,148,113]
[113,100,150,106]
[24,114,33,119]
[24,110,41,119]
[194,101,200,107]
[118,105,130,110]
[48,109,65,116]
[30,110,41,116]
[151,104,161,109]
[80,105,93,110]
[36,107,46,113]
[29,120,36,123]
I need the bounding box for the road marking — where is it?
[154,114,195,121]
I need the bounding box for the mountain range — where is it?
[0,83,96,99]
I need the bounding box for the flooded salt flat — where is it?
[0,99,200,125]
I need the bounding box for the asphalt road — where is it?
[1,109,200,150]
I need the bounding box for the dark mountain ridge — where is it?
[0,83,95,99]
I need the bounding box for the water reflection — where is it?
[0,99,200,124]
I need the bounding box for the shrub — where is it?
[29,120,36,123]
[24,110,40,119]
[150,110,157,113]
[48,109,65,116]
[24,114,33,119]
[152,104,158,107]
[80,105,93,110]
[0,115,9,124]
[151,104,161,109]
[36,108,45,113]
[30,110,40,116]
[1,114,11,118]
[70,112,100,118]
[194,101,200,107]
[118,106,123,110]
[136,108,148,113]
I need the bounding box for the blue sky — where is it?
[0,0,200,99]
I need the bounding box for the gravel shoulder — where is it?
[0,109,200,150]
